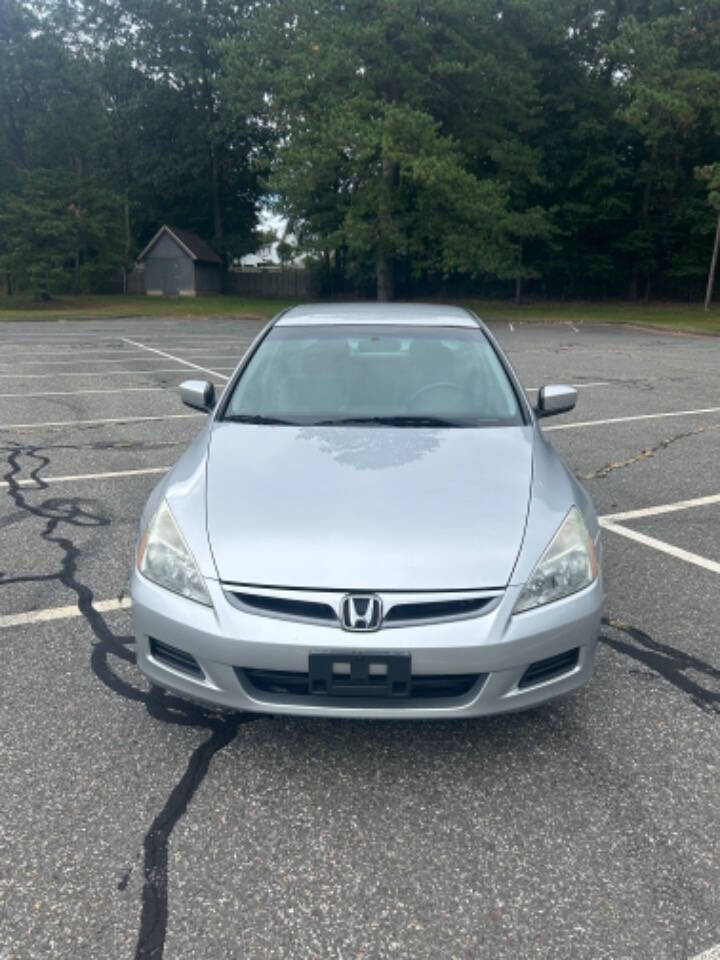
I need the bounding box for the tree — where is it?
[0,0,123,294]
[609,4,720,299]
[696,164,720,309]
[2,0,718,300]
[226,0,549,299]
[64,0,261,257]
[275,239,294,267]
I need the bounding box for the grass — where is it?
[460,298,720,334]
[0,294,299,322]
[0,293,719,334]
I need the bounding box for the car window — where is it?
[222,324,523,426]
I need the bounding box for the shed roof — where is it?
[137,225,222,264]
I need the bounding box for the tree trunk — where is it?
[376,250,394,302]
[210,143,223,251]
[704,212,720,311]
[2,272,11,296]
[514,243,524,304]
[628,266,638,300]
[123,188,131,259]
[74,153,83,293]
[635,170,654,301]
[376,154,395,301]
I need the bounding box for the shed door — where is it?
[146,257,181,294]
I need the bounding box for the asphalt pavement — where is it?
[1,313,719,960]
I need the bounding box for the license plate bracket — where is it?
[308,653,411,698]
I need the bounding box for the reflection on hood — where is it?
[296,426,441,471]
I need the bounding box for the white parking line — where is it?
[0,596,131,629]
[117,335,259,342]
[0,466,169,489]
[1,334,253,340]
[0,350,151,358]
[0,356,237,367]
[0,387,167,398]
[0,368,235,379]
[545,406,720,432]
[692,945,720,960]
[128,342,254,351]
[40,341,247,350]
[0,345,251,356]
[0,413,202,431]
[121,338,230,380]
[526,381,609,391]
[600,520,720,575]
[601,492,720,523]
[0,336,122,342]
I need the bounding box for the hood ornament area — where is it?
[341,594,383,631]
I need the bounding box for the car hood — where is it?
[206,422,534,590]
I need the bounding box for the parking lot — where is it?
[1,314,719,960]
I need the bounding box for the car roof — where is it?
[275,302,480,328]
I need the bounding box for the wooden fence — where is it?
[123,266,316,299]
[224,269,316,299]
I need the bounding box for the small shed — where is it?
[136,225,223,296]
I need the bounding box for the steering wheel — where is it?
[408,381,465,405]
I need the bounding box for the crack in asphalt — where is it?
[134,706,261,960]
[601,616,720,714]
[580,422,720,479]
[5,432,718,956]
[1,440,265,960]
[0,438,182,455]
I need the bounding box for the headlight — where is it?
[513,506,598,613]
[136,500,212,606]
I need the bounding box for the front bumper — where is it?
[131,572,603,719]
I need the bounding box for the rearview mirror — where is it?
[536,384,577,418]
[180,379,215,412]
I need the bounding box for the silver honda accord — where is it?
[132,303,602,718]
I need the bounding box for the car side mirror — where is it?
[180,379,215,412]
[536,384,577,418]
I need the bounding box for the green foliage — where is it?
[606,2,720,295]
[0,0,718,299]
[0,0,125,294]
[275,240,294,265]
[696,164,720,212]
[0,0,263,295]
[0,168,123,294]
[0,171,77,294]
[227,0,559,297]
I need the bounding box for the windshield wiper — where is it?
[222,414,299,425]
[312,415,465,427]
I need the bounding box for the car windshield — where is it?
[222,324,523,427]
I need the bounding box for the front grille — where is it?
[384,596,494,625]
[238,667,484,701]
[224,585,501,628]
[149,638,204,678]
[518,648,579,689]
[231,591,336,623]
